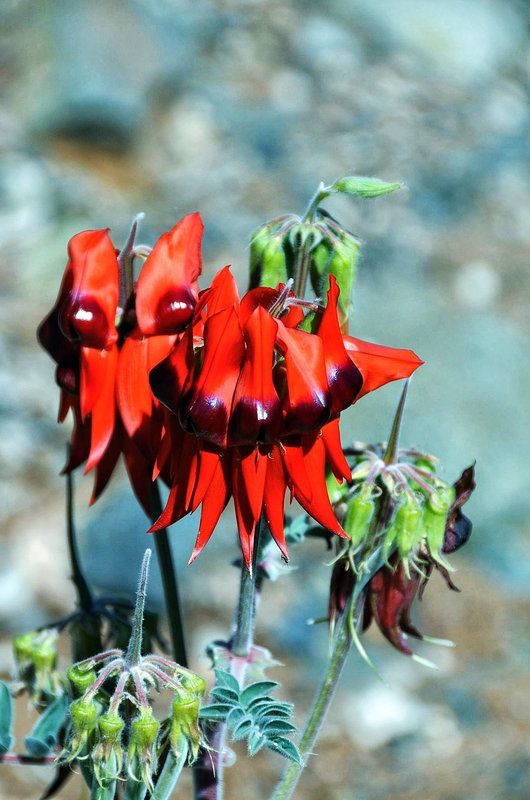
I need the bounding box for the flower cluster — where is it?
[39,213,422,566]
[328,442,476,663]
[38,214,203,511]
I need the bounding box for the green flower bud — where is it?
[67,664,97,696]
[326,234,359,317]
[383,495,422,573]
[63,697,99,761]
[127,709,159,793]
[170,691,201,760]
[343,490,375,549]
[13,631,38,665]
[422,484,456,559]
[180,671,206,697]
[261,236,288,288]
[92,712,125,786]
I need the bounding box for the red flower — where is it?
[38,214,204,510]
[150,270,423,568]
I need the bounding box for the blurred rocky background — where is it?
[0,0,529,798]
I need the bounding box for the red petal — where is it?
[116,331,174,459]
[318,276,363,415]
[136,213,203,335]
[90,425,122,505]
[60,230,119,348]
[275,322,330,433]
[262,446,289,559]
[344,337,423,398]
[285,433,347,538]
[85,345,118,472]
[149,328,195,416]
[206,266,240,317]
[180,306,244,447]
[321,418,351,483]
[368,560,422,656]
[189,456,232,563]
[229,306,281,445]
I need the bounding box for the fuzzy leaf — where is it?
[247,728,266,757]
[261,719,298,736]
[0,681,13,754]
[198,703,231,722]
[214,669,241,695]
[210,686,240,705]
[250,700,293,718]
[231,718,253,742]
[225,705,246,727]
[240,681,279,708]
[25,694,69,756]
[266,736,301,763]
[330,176,403,199]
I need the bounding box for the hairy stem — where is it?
[125,550,151,666]
[149,482,188,668]
[193,518,266,800]
[270,612,352,800]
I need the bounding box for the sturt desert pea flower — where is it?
[149,266,423,568]
[38,213,203,511]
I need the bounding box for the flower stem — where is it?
[270,611,352,800]
[125,549,151,666]
[65,464,93,613]
[149,482,188,668]
[193,518,266,800]
[231,519,263,658]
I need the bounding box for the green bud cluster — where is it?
[248,211,359,319]
[59,653,207,795]
[336,448,456,578]
[13,629,64,704]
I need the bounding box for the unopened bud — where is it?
[128,709,159,793]
[422,484,455,560]
[67,664,97,696]
[92,712,125,786]
[343,490,374,549]
[170,691,201,760]
[180,671,206,697]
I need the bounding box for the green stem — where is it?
[270,611,352,800]
[231,518,263,658]
[301,182,329,223]
[65,465,93,612]
[383,379,410,465]
[149,482,188,667]
[126,549,151,666]
[193,518,266,800]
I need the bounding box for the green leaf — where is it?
[262,719,297,736]
[25,694,69,757]
[330,176,403,199]
[250,700,293,719]
[198,703,231,722]
[240,681,278,708]
[214,670,240,695]
[225,705,246,728]
[266,736,301,763]
[0,681,13,754]
[247,728,266,757]
[231,718,253,742]
[210,686,240,705]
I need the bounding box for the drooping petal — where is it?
[60,230,119,348]
[189,456,232,564]
[136,213,203,336]
[367,560,422,656]
[321,418,351,483]
[343,337,423,398]
[149,327,195,417]
[262,446,290,559]
[229,306,281,445]
[284,432,348,538]
[180,306,244,447]
[85,344,118,472]
[116,331,175,459]
[318,276,363,415]
[275,321,330,433]
[37,262,74,363]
